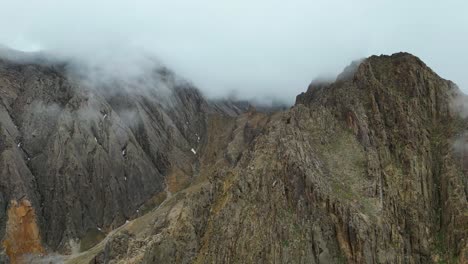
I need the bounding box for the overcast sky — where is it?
[0,1,467,103]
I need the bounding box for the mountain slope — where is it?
[0,55,247,263]
[82,53,465,264]
[1,52,467,264]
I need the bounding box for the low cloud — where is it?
[0,1,467,105]
[451,89,468,119]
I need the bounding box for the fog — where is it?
[0,1,467,104]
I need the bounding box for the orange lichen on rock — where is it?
[2,198,44,264]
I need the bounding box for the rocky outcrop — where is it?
[2,199,44,264]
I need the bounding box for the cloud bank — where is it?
[0,0,467,104]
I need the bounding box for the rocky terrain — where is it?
[0,52,467,263]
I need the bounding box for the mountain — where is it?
[0,52,467,264]
[0,53,248,263]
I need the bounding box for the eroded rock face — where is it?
[1,52,467,264]
[0,56,248,258]
[2,199,44,264]
[76,53,467,264]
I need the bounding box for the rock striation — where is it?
[0,54,246,262]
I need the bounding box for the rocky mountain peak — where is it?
[298,52,454,105]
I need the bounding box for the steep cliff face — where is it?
[0,55,247,262]
[64,53,466,264]
[1,52,467,264]
[293,53,467,263]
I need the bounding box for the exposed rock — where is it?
[2,199,44,264]
[0,55,245,259]
[83,53,466,264]
[103,231,133,263]
[1,52,467,264]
